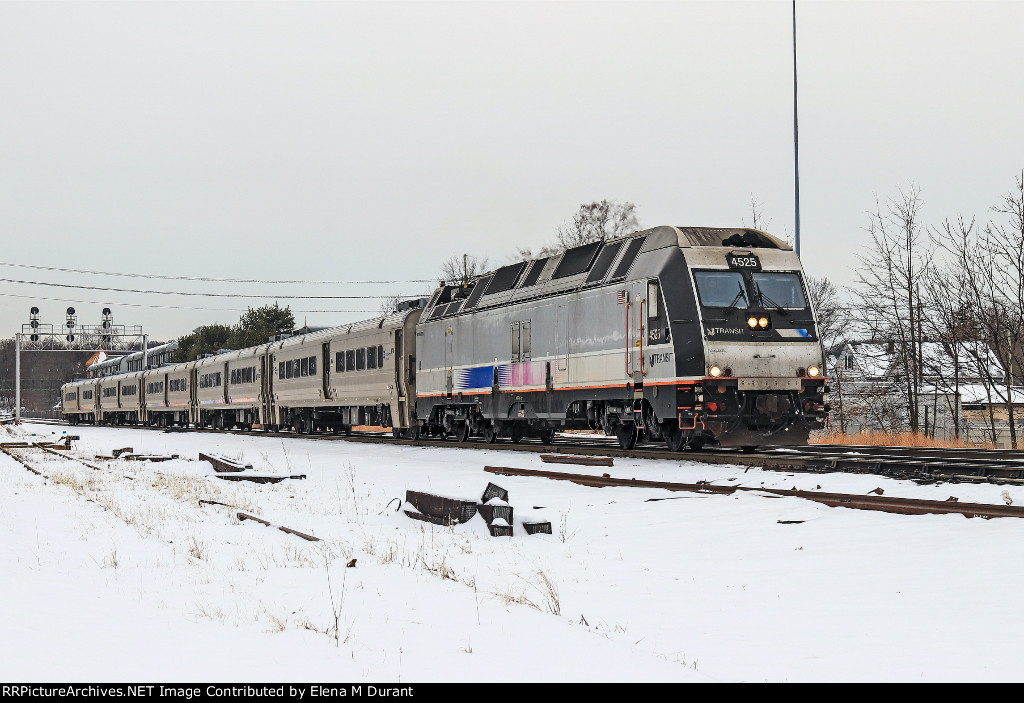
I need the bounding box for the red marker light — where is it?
[706,402,719,412]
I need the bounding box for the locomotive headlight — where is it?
[747,317,758,328]
[807,365,820,377]
[709,365,723,377]
[758,317,769,328]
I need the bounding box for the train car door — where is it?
[322,343,331,400]
[260,355,270,424]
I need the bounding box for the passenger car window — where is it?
[367,347,377,370]
[336,352,344,373]
[378,345,384,367]
[356,348,366,371]
[301,357,309,377]
[346,350,355,371]
[693,271,748,308]
[309,356,316,376]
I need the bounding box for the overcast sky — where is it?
[1,1,1022,340]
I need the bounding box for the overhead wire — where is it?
[0,291,377,314]
[0,260,436,285]
[0,276,422,299]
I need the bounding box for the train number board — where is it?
[726,252,761,270]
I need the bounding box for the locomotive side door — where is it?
[627,290,646,387]
[445,326,454,398]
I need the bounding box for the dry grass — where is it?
[811,429,996,449]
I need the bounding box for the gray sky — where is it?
[1,1,1022,340]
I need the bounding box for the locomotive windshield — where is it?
[693,271,748,308]
[751,272,806,309]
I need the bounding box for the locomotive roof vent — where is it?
[672,226,792,251]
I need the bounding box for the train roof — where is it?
[421,225,794,322]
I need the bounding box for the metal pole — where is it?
[142,334,149,370]
[792,0,801,257]
[15,333,21,424]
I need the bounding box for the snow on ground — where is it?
[2,422,1024,682]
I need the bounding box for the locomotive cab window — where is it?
[750,272,807,309]
[647,280,660,318]
[693,271,749,308]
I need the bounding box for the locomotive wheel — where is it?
[616,424,638,450]
[481,424,498,444]
[509,424,525,444]
[409,423,421,441]
[538,428,555,445]
[665,427,686,452]
[392,427,403,440]
[455,422,470,443]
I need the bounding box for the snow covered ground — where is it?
[2,421,1023,682]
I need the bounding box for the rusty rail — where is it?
[483,466,1024,520]
[540,454,614,467]
[236,511,321,542]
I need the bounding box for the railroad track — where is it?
[24,418,1024,485]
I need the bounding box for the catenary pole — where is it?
[793,0,802,257]
[15,333,21,424]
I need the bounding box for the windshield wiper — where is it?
[725,282,747,313]
[754,282,789,316]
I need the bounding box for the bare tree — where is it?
[555,200,640,250]
[931,171,1024,448]
[378,295,401,316]
[744,194,772,231]
[439,254,489,286]
[855,186,932,432]
[805,276,846,353]
[806,275,850,432]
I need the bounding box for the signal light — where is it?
[30,306,39,315]
[102,307,111,316]
[66,307,75,316]
[747,317,758,328]
[30,334,38,342]
[758,317,769,328]
[66,334,75,342]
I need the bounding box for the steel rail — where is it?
[483,466,1024,520]
[27,419,1024,485]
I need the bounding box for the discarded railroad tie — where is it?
[483,466,1024,520]
[540,454,614,467]
[216,473,306,484]
[121,453,179,462]
[236,512,321,542]
[112,447,134,458]
[403,484,551,537]
[199,452,253,473]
